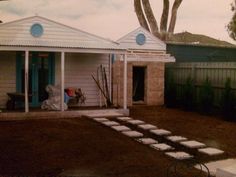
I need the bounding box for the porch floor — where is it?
[0,107,127,121]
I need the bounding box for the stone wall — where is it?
[112,56,165,107]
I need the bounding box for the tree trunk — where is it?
[168,0,183,33]
[160,0,169,32]
[141,0,160,38]
[134,0,150,31]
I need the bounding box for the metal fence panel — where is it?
[166,62,236,106]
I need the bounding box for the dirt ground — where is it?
[0,106,235,177]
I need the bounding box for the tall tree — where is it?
[134,0,150,31]
[134,0,183,40]
[160,0,170,33]
[168,0,183,33]
[228,0,236,40]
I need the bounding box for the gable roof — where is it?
[167,31,235,48]
[0,16,124,51]
[117,27,166,51]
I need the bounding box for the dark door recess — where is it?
[133,66,145,103]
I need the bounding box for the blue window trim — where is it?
[30,23,44,37]
[136,33,146,45]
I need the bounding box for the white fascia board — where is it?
[126,57,175,63]
[0,46,126,54]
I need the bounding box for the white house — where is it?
[0,16,174,113]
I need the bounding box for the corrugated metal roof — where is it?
[0,16,125,51]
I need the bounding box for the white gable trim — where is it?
[117,26,166,50]
[0,16,120,46]
[0,16,124,51]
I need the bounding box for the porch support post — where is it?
[61,52,65,111]
[24,50,29,113]
[123,54,127,110]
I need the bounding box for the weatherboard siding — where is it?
[117,27,166,51]
[55,53,110,107]
[0,52,16,108]
[0,16,121,49]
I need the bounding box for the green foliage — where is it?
[165,71,177,108]
[199,78,214,114]
[228,0,236,40]
[221,78,236,121]
[182,76,195,111]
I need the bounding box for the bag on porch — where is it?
[41,85,68,111]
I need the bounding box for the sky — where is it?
[0,0,235,44]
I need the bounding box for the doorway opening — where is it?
[132,66,146,104]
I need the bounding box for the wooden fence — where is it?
[165,62,236,106]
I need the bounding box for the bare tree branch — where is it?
[168,0,183,33]
[134,0,150,31]
[141,0,160,38]
[160,0,169,32]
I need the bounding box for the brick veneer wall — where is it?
[112,57,165,107]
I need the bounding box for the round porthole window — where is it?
[136,33,146,45]
[30,23,44,37]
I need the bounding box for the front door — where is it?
[16,52,55,107]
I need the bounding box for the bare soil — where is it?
[0,106,235,177]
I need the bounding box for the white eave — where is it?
[0,16,126,53]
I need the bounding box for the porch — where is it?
[0,107,128,121]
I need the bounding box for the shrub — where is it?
[165,72,177,108]
[182,76,195,111]
[199,78,214,114]
[221,78,236,121]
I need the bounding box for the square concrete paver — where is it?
[180,140,206,149]
[122,131,143,138]
[198,147,224,156]
[151,143,174,151]
[197,159,236,176]
[127,120,145,125]
[111,125,131,132]
[150,129,171,136]
[93,118,109,122]
[136,138,158,145]
[216,164,236,177]
[165,152,193,160]
[167,136,187,142]
[101,121,120,127]
[138,124,157,130]
[117,117,133,121]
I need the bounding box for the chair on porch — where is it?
[64,88,86,106]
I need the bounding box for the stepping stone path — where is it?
[150,129,172,136]
[136,138,158,145]
[180,140,206,149]
[151,143,174,151]
[198,147,224,156]
[127,119,145,125]
[167,135,187,142]
[89,116,231,164]
[138,124,157,130]
[122,131,143,138]
[165,152,193,160]
[111,125,131,132]
[93,118,109,122]
[101,121,120,127]
[117,117,133,121]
